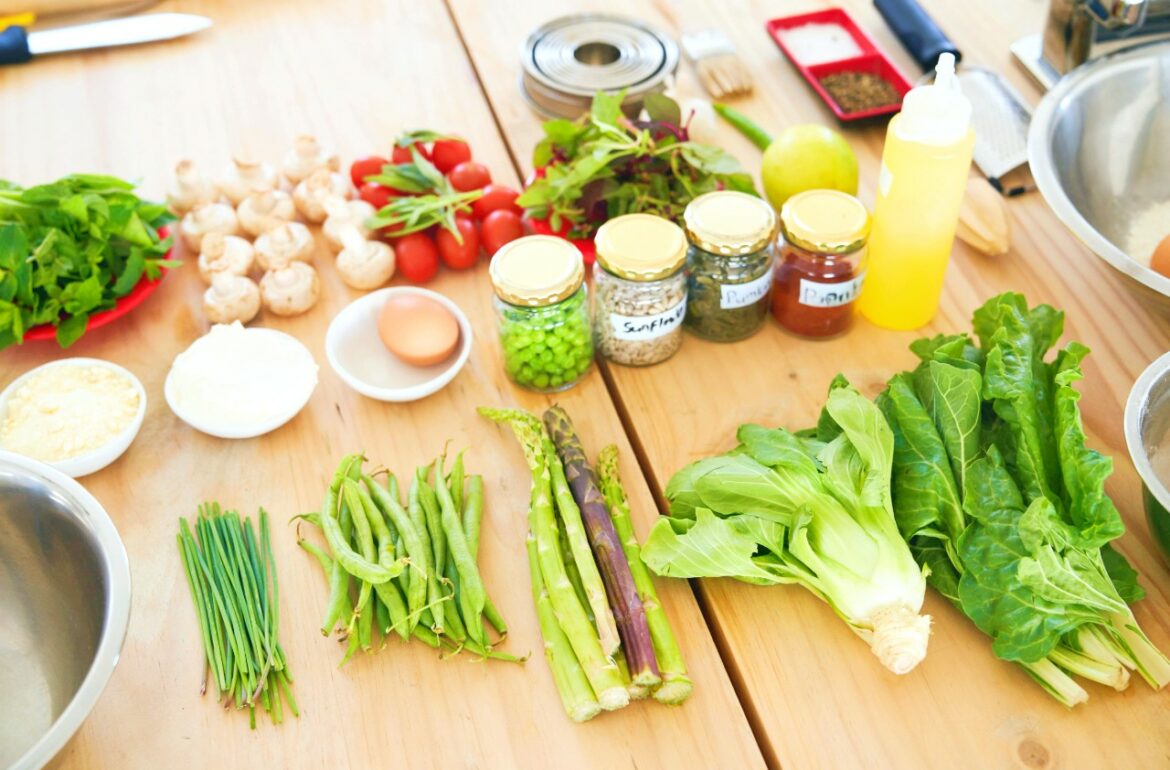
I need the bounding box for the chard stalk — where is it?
[1106,611,1170,689]
[1021,658,1089,707]
[1049,642,1130,691]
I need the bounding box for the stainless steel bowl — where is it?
[1124,351,1170,566]
[1029,42,1170,300]
[0,451,131,770]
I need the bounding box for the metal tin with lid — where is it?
[779,189,871,254]
[683,190,778,256]
[490,235,593,392]
[592,214,688,366]
[682,192,777,342]
[521,14,680,119]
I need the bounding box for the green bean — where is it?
[448,450,465,517]
[363,473,428,631]
[321,556,351,636]
[416,470,447,578]
[298,539,332,575]
[373,579,411,641]
[409,475,445,634]
[342,481,377,619]
[374,594,390,641]
[433,455,487,647]
[461,475,507,637]
[441,562,467,644]
[357,602,374,652]
[322,479,399,586]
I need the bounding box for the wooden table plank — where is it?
[448,0,1170,768]
[0,2,764,767]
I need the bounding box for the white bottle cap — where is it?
[895,53,972,146]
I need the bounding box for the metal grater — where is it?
[956,67,1035,196]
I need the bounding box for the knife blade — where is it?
[0,12,211,65]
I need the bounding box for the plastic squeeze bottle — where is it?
[857,53,975,330]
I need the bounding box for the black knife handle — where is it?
[0,26,32,65]
[873,0,960,72]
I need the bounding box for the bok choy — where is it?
[641,383,932,675]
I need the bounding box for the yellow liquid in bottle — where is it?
[858,116,975,330]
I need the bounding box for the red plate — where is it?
[766,9,912,122]
[23,225,174,342]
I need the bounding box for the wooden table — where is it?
[3,0,1168,768]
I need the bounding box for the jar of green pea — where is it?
[490,235,593,392]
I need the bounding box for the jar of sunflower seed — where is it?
[592,214,688,367]
[682,190,778,342]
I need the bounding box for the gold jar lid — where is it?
[490,234,585,306]
[683,190,777,256]
[594,213,687,281]
[779,190,871,255]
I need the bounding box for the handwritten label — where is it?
[720,271,772,309]
[610,298,687,341]
[799,274,865,308]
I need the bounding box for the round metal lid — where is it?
[521,14,679,118]
[490,235,585,306]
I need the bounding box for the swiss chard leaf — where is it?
[641,508,788,586]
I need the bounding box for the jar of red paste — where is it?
[772,190,870,339]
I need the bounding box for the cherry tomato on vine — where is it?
[447,161,492,192]
[359,182,394,210]
[391,142,432,164]
[350,156,388,188]
[470,184,521,220]
[431,139,472,173]
[394,232,440,283]
[480,209,524,256]
[436,215,480,270]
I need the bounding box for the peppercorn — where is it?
[818,71,901,114]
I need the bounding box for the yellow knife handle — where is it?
[0,12,36,28]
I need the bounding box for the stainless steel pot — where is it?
[1124,351,1170,566]
[0,451,131,770]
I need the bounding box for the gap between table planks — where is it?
[0,0,764,767]
[445,0,1170,768]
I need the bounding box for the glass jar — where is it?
[592,214,688,366]
[490,235,593,392]
[772,190,870,339]
[682,191,777,342]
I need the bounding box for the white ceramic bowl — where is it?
[326,287,473,402]
[164,327,318,439]
[0,357,147,478]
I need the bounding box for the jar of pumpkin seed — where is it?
[592,214,688,366]
[682,191,778,342]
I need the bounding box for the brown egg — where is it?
[1151,234,1170,278]
[377,294,460,367]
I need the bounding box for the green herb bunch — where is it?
[518,91,756,239]
[0,174,175,349]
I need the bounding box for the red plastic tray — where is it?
[766,9,912,122]
[23,225,173,342]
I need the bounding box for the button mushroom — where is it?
[254,222,315,271]
[203,272,261,324]
[220,156,278,206]
[180,202,240,253]
[282,134,340,184]
[323,198,376,252]
[293,169,350,223]
[336,227,396,290]
[260,261,320,316]
[197,233,255,282]
[167,159,219,215]
[238,190,296,237]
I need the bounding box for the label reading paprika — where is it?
[799,274,865,308]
